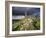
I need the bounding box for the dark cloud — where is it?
[12,7,40,16]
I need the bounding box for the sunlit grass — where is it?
[12,16,40,31]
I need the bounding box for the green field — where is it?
[12,16,40,31]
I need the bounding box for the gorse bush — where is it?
[32,16,40,30]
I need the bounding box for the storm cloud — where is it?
[12,7,40,16]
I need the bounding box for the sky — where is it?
[12,7,40,16]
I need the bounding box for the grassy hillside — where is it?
[12,16,40,31]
